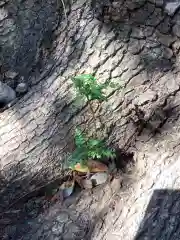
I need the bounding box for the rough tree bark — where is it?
[2,0,180,239]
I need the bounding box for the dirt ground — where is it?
[1,0,180,239]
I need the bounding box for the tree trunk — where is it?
[2,0,180,238]
[0,0,137,208]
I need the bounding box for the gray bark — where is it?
[1,0,180,239]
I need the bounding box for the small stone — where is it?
[173,24,180,37]
[165,1,180,16]
[0,81,16,106]
[56,212,69,223]
[15,83,28,93]
[5,71,18,79]
[90,172,108,186]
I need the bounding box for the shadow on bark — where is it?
[1,0,180,239]
[134,189,180,239]
[85,189,180,239]
[91,0,176,74]
[88,0,180,148]
[0,0,82,211]
[0,0,62,88]
[129,102,180,138]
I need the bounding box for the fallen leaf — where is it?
[73,163,90,173]
[73,160,108,173]
[87,160,108,172]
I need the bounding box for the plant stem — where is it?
[89,100,97,137]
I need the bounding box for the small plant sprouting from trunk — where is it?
[67,128,116,169]
[72,74,117,127]
[67,74,120,170]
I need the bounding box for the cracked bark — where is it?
[2,0,180,239]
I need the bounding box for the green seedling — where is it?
[72,74,108,102]
[67,128,115,169]
[67,74,120,169]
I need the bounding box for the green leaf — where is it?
[74,128,86,148]
[103,149,116,158]
[67,127,116,169]
[88,139,102,147]
[72,74,109,102]
[95,153,102,159]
